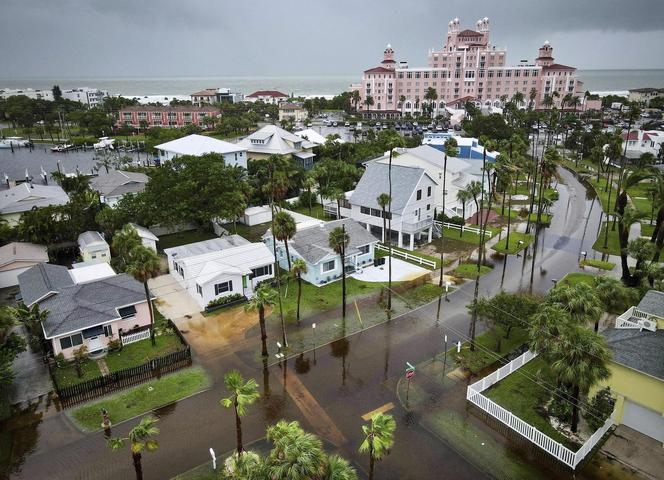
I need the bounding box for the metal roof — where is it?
[155,134,246,156]
[163,235,249,259]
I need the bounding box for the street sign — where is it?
[405,370,415,380]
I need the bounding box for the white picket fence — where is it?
[375,244,436,269]
[434,221,492,238]
[466,350,616,470]
[121,329,151,346]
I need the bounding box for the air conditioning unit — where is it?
[638,319,657,332]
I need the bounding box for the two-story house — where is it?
[348,162,438,250]
[236,125,317,170]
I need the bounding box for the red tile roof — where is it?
[446,95,475,106]
[622,130,639,141]
[364,66,395,74]
[458,29,482,37]
[542,63,576,71]
[246,90,288,98]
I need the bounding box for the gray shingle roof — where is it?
[89,170,148,198]
[350,163,430,215]
[288,218,378,265]
[39,274,147,338]
[163,235,249,259]
[18,263,74,307]
[0,183,69,214]
[636,290,664,318]
[602,328,664,381]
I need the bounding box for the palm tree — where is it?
[616,206,641,283]
[273,211,296,271]
[456,189,472,236]
[108,416,160,480]
[327,455,358,480]
[376,193,391,243]
[329,225,350,319]
[111,224,141,272]
[359,413,396,480]
[593,275,626,323]
[549,326,612,433]
[291,258,308,324]
[467,180,483,222]
[125,245,161,347]
[399,95,406,117]
[529,88,538,110]
[528,304,573,359]
[424,87,438,118]
[221,370,259,455]
[303,175,316,216]
[351,90,361,112]
[266,420,328,479]
[512,91,525,109]
[363,95,374,112]
[547,283,603,331]
[245,285,277,357]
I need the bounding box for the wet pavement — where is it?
[1,167,639,480]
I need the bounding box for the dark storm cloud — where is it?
[1,0,663,78]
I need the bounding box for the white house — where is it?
[77,231,111,265]
[371,145,477,219]
[294,128,345,147]
[245,90,289,104]
[0,183,69,226]
[155,134,248,168]
[349,163,438,250]
[236,125,317,170]
[0,242,48,288]
[164,235,275,309]
[90,170,148,207]
[129,223,159,252]
[622,130,664,160]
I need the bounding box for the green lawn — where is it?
[454,326,529,375]
[586,177,618,212]
[451,263,492,279]
[580,258,615,270]
[221,222,270,243]
[52,358,103,388]
[640,222,655,238]
[485,357,579,449]
[495,208,552,226]
[287,203,330,220]
[592,222,621,256]
[492,232,533,255]
[104,334,184,373]
[158,230,217,251]
[557,272,596,287]
[440,224,497,245]
[69,367,210,432]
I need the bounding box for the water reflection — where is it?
[0,400,43,479]
[329,338,350,387]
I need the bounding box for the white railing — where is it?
[434,221,492,238]
[616,307,650,329]
[466,350,616,470]
[121,328,151,346]
[375,244,436,270]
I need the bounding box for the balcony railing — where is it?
[401,217,433,234]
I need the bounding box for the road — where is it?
[4,167,616,480]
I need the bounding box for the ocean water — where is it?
[1,70,663,98]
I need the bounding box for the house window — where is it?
[427,186,432,197]
[416,189,422,200]
[427,204,431,211]
[91,254,97,259]
[214,280,233,295]
[196,284,202,296]
[59,333,83,350]
[358,245,370,255]
[118,305,137,319]
[322,260,335,273]
[251,265,273,278]
[103,325,113,337]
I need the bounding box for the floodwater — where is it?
[1,167,636,480]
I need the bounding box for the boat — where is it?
[50,144,74,152]
[93,136,115,150]
[0,137,32,148]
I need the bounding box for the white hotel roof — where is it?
[155,134,246,156]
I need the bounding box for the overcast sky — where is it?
[2,0,664,78]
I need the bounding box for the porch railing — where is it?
[375,244,436,269]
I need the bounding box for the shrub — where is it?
[548,387,573,425]
[207,293,245,309]
[107,339,122,352]
[54,353,66,368]
[299,191,318,208]
[583,387,615,431]
[436,213,464,225]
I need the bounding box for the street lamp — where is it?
[581,251,588,260]
[444,280,451,302]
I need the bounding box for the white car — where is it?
[357,122,363,128]
[344,122,350,127]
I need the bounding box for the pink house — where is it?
[18,263,154,359]
[352,17,587,118]
[118,105,219,129]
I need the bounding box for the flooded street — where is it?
[1,167,634,480]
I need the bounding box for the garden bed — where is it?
[450,262,492,279]
[492,232,533,255]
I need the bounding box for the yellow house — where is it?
[592,290,664,443]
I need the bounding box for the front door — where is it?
[88,336,103,353]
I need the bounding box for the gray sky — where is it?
[2,0,663,78]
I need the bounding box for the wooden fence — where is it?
[51,347,192,408]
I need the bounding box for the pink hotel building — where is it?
[351,17,585,118]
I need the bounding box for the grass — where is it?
[221,222,270,243]
[494,208,552,226]
[557,272,596,288]
[592,222,621,256]
[104,334,184,373]
[69,366,210,432]
[586,177,618,212]
[492,232,533,255]
[287,203,330,220]
[640,222,655,238]
[454,326,529,375]
[52,358,103,388]
[485,357,578,449]
[158,230,217,251]
[451,262,492,279]
[420,410,547,480]
[375,243,446,269]
[440,224,497,245]
[580,258,615,270]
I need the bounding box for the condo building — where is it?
[351,17,585,118]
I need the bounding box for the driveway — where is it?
[351,258,430,282]
[148,274,201,319]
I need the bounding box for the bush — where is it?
[299,191,318,208]
[437,213,464,225]
[206,293,245,309]
[54,353,66,368]
[584,387,615,431]
[548,387,573,425]
[107,339,122,352]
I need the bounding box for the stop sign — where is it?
[406,370,415,379]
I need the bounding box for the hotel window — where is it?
[407,72,412,79]
[488,71,494,78]
[398,72,404,78]
[523,70,529,77]
[415,72,421,79]
[214,280,233,296]
[432,72,438,78]
[424,72,429,79]
[497,71,503,78]
[506,70,512,77]
[322,260,335,273]
[532,70,538,76]
[514,70,520,77]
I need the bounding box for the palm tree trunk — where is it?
[368,441,375,480]
[235,400,243,455]
[571,385,580,433]
[284,239,292,271]
[341,249,346,319]
[143,281,155,347]
[296,276,302,323]
[382,209,386,243]
[259,306,268,357]
[132,452,143,480]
